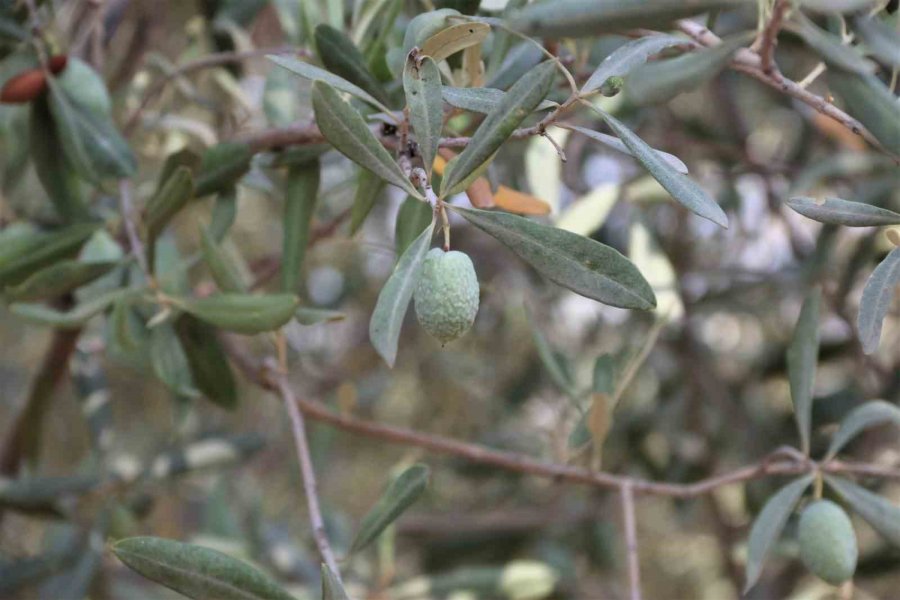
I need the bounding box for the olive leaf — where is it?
[112,537,296,600]
[350,464,430,553]
[825,400,900,460]
[420,21,490,63]
[3,260,117,302]
[312,80,423,199]
[440,61,555,196]
[625,34,749,106]
[593,108,728,227]
[144,166,195,268]
[321,564,350,600]
[268,54,387,112]
[150,322,201,399]
[194,143,254,198]
[441,86,557,114]
[178,293,301,335]
[857,247,900,354]
[10,288,128,329]
[786,197,900,227]
[453,207,656,310]
[0,222,99,288]
[852,15,900,69]
[315,24,389,104]
[349,169,386,234]
[403,54,442,178]
[582,34,686,94]
[507,0,746,39]
[281,160,320,292]
[395,196,434,257]
[564,124,687,174]
[200,227,248,293]
[787,288,821,455]
[370,217,435,367]
[175,315,238,410]
[794,13,874,76]
[825,476,900,547]
[46,79,136,182]
[744,474,815,593]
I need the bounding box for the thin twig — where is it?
[273,368,344,586]
[620,481,642,600]
[758,0,790,77]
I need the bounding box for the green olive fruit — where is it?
[414,248,479,344]
[798,500,858,585]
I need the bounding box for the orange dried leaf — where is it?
[493,185,551,215]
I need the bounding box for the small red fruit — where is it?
[48,55,69,75]
[0,69,48,103]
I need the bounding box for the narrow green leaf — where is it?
[595,109,728,227]
[281,160,320,292]
[150,322,200,398]
[312,81,422,199]
[858,247,900,354]
[315,24,389,104]
[29,95,90,222]
[507,0,746,38]
[351,464,430,553]
[565,124,687,174]
[786,196,900,227]
[825,400,900,459]
[794,13,874,75]
[787,288,821,455]
[582,35,686,94]
[145,166,195,246]
[200,228,248,293]
[441,86,557,114]
[825,476,900,547]
[527,309,577,398]
[440,61,555,196]
[209,187,238,242]
[454,207,656,310]
[194,143,255,198]
[593,354,616,394]
[852,15,900,69]
[369,218,435,367]
[403,55,443,178]
[10,288,127,329]
[625,34,749,105]
[176,315,238,410]
[350,169,386,234]
[268,54,384,111]
[4,260,116,302]
[743,474,814,593]
[800,0,877,13]
[46,79,136,181]
[395,8,463,73]
[829,70,900,156]
[395,196,434,257]
[179,293,301,335]
[295,307,346,325]
[0,222,99,287]
[321,564,350,600]
[270,144,331,168]
[112,537,296,600]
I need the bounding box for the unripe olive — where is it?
[414,248,479,344]
[797,500,857,585]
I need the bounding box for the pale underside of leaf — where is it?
[858,247,900,354]
[786,197,900,227]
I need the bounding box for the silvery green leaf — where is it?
[112,537,296,600]
[403,55,443,178]
[794,13,875,75]
[858,247,900,354]
[268,54,384,111]
[582,34,686,94]
[786,196,900,227]
[351,464,430,552]
[829,70,900,156]
[787,288,821,454]
[594,109,727,227]
[852,15,900,69]
[441,86,557,114]
[312,81,422,199]
[315,24,389,104]
[454,207,656,310]
[369,218,435,367]
[281,160,320,292]
[825,400,900,459]
[565,124,687,174]
[744,474,814,593]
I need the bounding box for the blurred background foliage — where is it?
[0,0,899,599]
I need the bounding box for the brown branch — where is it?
[621,482,642,600]
[758,0,791,77]
[675,19,893,157]
[273,370,343,586]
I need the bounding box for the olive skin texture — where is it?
[797,500,858,585]
[414,248,479,343]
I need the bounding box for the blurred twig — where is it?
[620,481,641,600]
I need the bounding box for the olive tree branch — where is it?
[621,481,642,600]
[270,364,344,586]
[675,19,894,157]
[756,0,791,77]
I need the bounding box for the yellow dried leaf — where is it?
[463,44,485,88]
[421,22,490,63]
[587,392,611,465]
[493,185,551,215]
